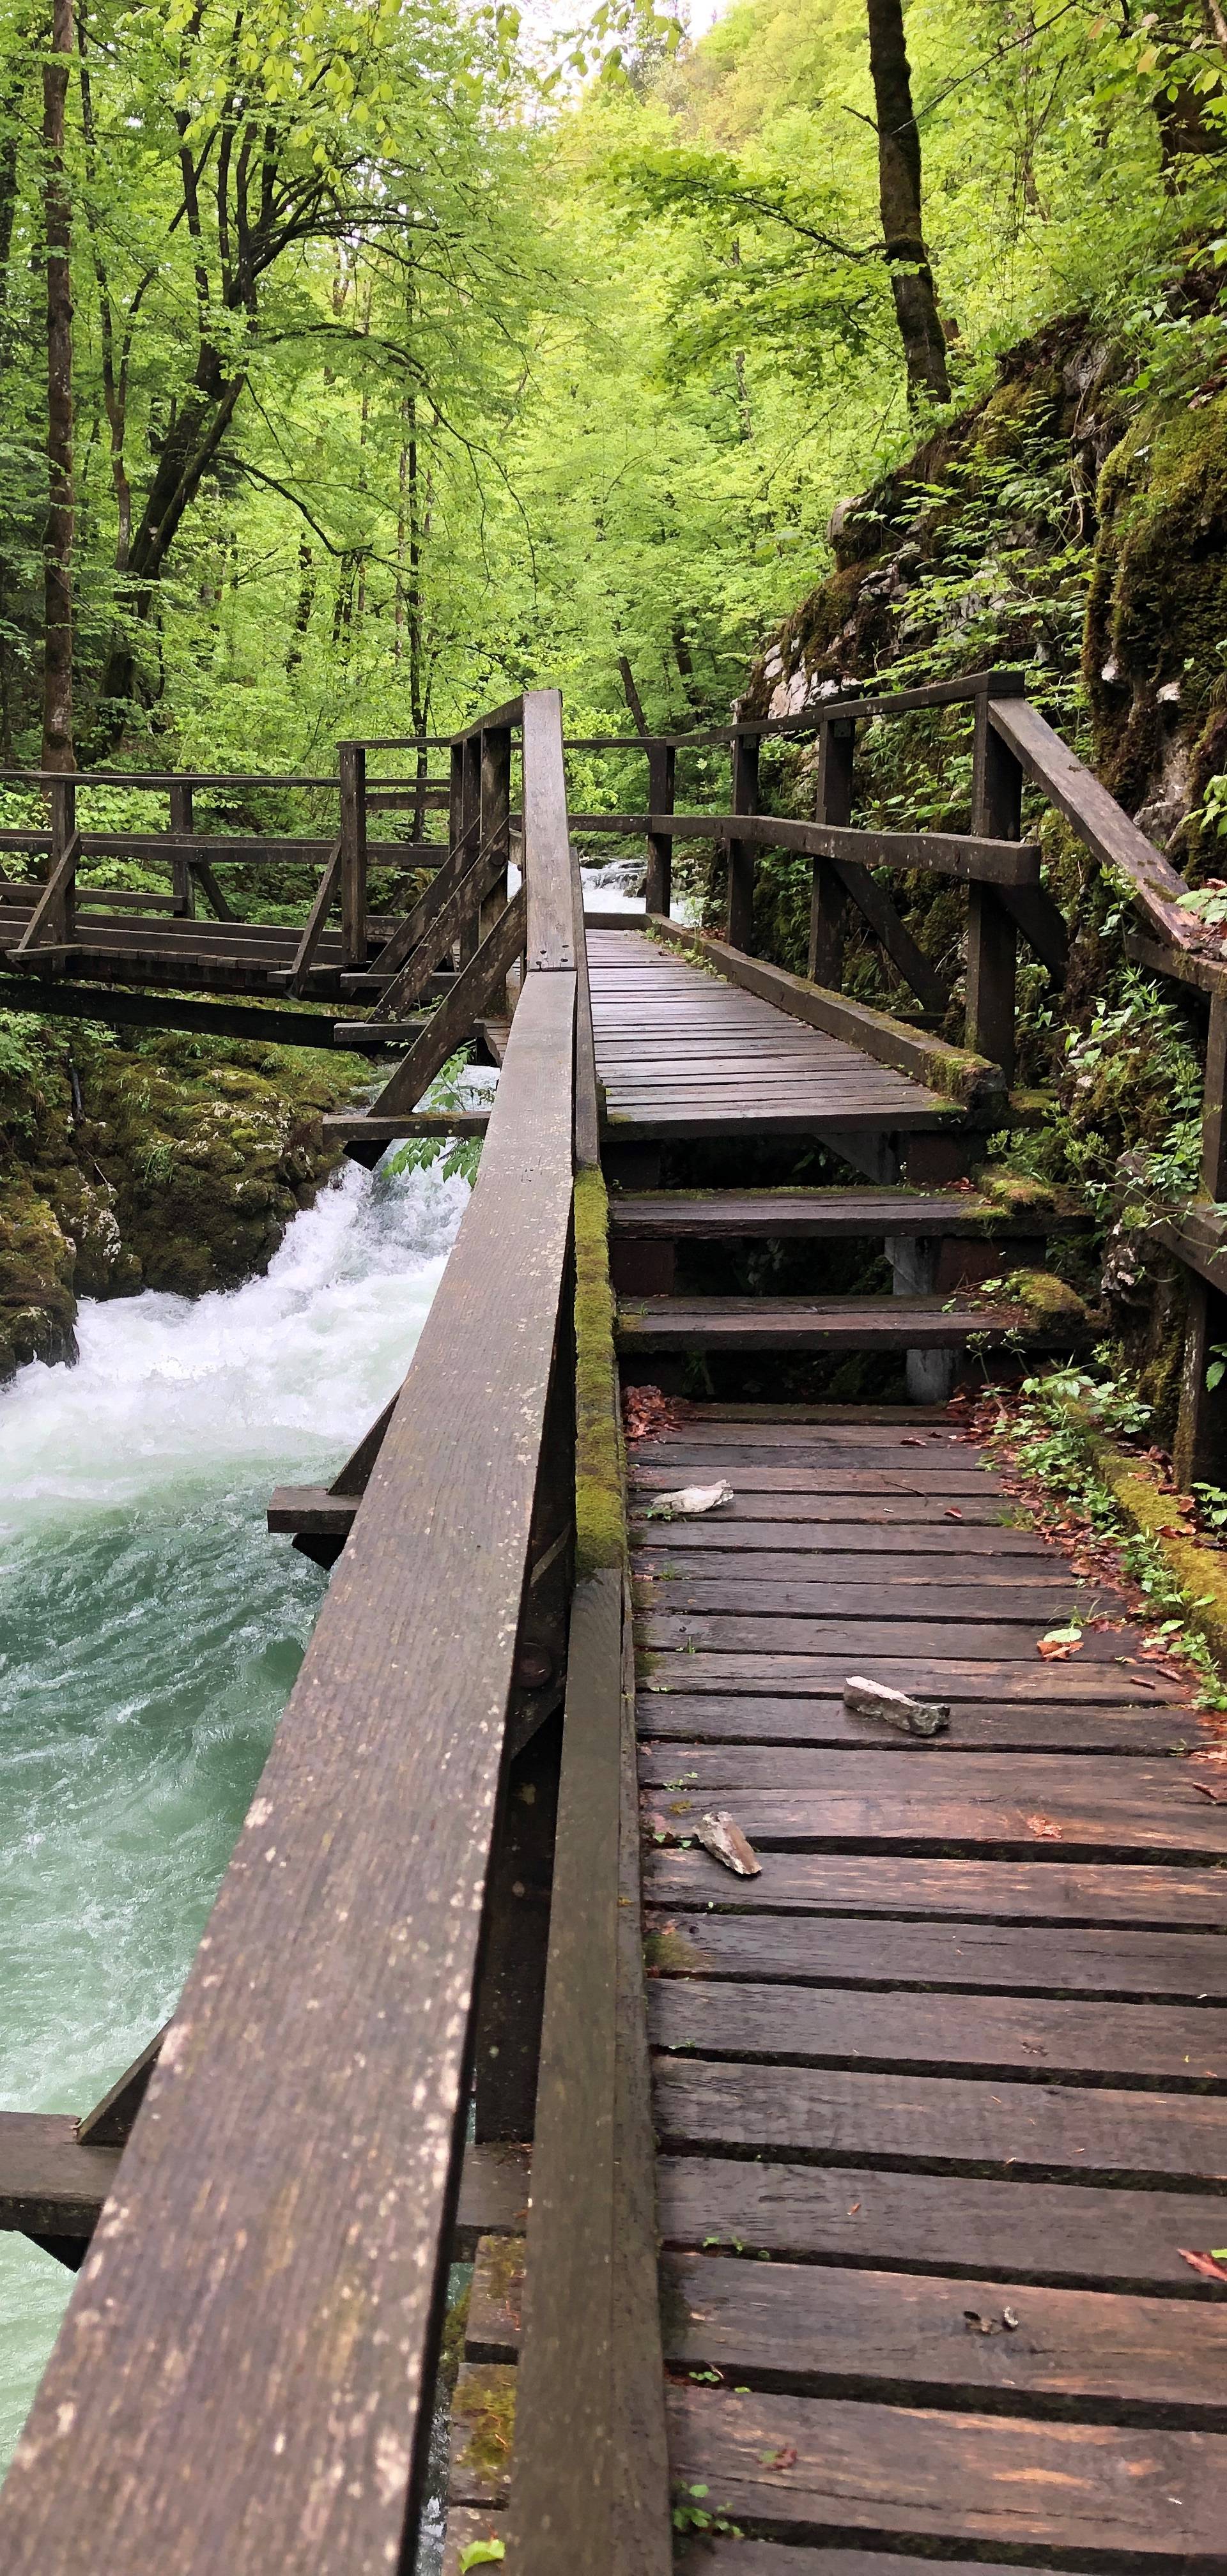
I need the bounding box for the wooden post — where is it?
[808,717,854,985]
[479,723,511,948]
[1175,1273,1227,1489]
[49,773,75,942]
[727,730,759,951]
[645,740,674,916]
[338,741,367,969]
[169,781,195,917]
[458,733,482,964]
[966,698,1021,1083]
[1203,986,1227,1201]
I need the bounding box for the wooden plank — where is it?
[660,2250,1227,2415]
[469,2237,1227,2418]
[641,1612,1145,1660]
[656,2156,1227,2292]
[288,841,341,993]
[13,831,80,952]
[656,810,1042,887]
[0,969,576,2576]
[504,1575,622,2568]
[613,1570,674,2576]
[573,854,600,1170]
[638,1692,1199,1754]
[0,979,382,1049]
[644,1906,1226,1998]
[629,1513,1031,1541]
[989,695,1200,951]
[674,2551,1047,2576]
[827,855,952,1015]
[644,1761,1221,1850]
[635,1579,1106,1622]
[522,689,575,971]
[644,1845,1227,1926]
[617,1297,1082,1351]
[0,2115,120,2238]
[666,2383,1226,2553]
[654,2058,1227,2181]
[649,1979,1227,2083]
[609,1190,1086,1239]
[642,1656,1187,1704]
[323,1112,490,1144]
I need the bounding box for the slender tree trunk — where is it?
[865,0,950,406]
[42,0,75,770]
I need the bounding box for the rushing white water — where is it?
[0,1146,474,2475]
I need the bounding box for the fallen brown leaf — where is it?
[1178,2248,1227,2283]
[1037,1636,1082,1660]
[763,2445,797,2471]
[945,1506,964,1522]
[1027,1814,1063,1841]
[1191,1781,1227,1805]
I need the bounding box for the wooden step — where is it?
[615,1292,1088,1351]
[610,1188,1086,1241]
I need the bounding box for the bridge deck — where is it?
[632,1411,1227,2565]
[589,928,957,1137]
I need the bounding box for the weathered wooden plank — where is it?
[989,696,1198,952]
[660,2250,1227,2415]
[617,1297,1082,1352]
[656,2156,1227,2292]
[0,2115,120,2238]
[649,1978,1227,2083]
[630,1459,1002,1491]
[656,809,1041,887]
[666,2383,1226,2553]
[654,2058,1227,2181]
[610,1190,1086,1239]
[635,1579,1106,1623]
[504,1574,622,2568]
[522,689,575,972]
[640,1613,1141,1660]
[638,1694,1197,1753]
[357,886,526,1132]
[644,1845,1227,1927]
[644,1906,1226,1998]
[645,1760,1222,1851]
[674,2551,1045,2576]
[640,1655,1188,1705]
[0,969,576,2576]
[630,1511,1030,1540]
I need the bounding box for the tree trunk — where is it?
[865,0,950,406]
[42,0,75,771]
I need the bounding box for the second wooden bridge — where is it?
[0,678,1224,2572]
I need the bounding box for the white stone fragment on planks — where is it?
[843,1675,950,1738]
[644,1480,734,1521]
[695,1809,761,1877]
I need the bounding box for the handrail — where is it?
[0,694,578,2575]
[987,694,1203,954]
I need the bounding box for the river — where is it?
[0,1146,474,2480]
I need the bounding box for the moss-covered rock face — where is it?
[0,1009,366,1385]
[1086,394,1227,851]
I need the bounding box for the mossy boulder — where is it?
[0,1009,367,1383]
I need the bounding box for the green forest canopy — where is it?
[0,0,1224,774]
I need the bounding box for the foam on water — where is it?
[0,1148,472,2474]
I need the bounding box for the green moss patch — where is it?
[573,1165,626,1578]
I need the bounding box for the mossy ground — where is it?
[0,1008,369,1384]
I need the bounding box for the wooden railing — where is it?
[0,693,594,2573]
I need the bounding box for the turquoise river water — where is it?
[0,1146,473,2481]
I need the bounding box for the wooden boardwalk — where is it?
[3,675,1226,2573]
[590,927,958,1141]
[634,1412,1227,2564]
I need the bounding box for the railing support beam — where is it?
[645,742,674,916]
[808,718,854,985]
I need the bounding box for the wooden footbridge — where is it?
[2,677,1226,2572]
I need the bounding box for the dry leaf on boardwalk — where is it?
[1191,1781,1227,1805]
[1027,1813,1063,1840]
[645,1481,734,1521]
[945,1506,964,1521]
[1178,2248,1227,2283]
[622,1384,688,1441]
[695,1809,761,1877]
[1037,1626,1083,1660]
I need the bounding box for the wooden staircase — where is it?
[610,1183,1093,1393]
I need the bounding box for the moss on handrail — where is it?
[573,1165,626,1578]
